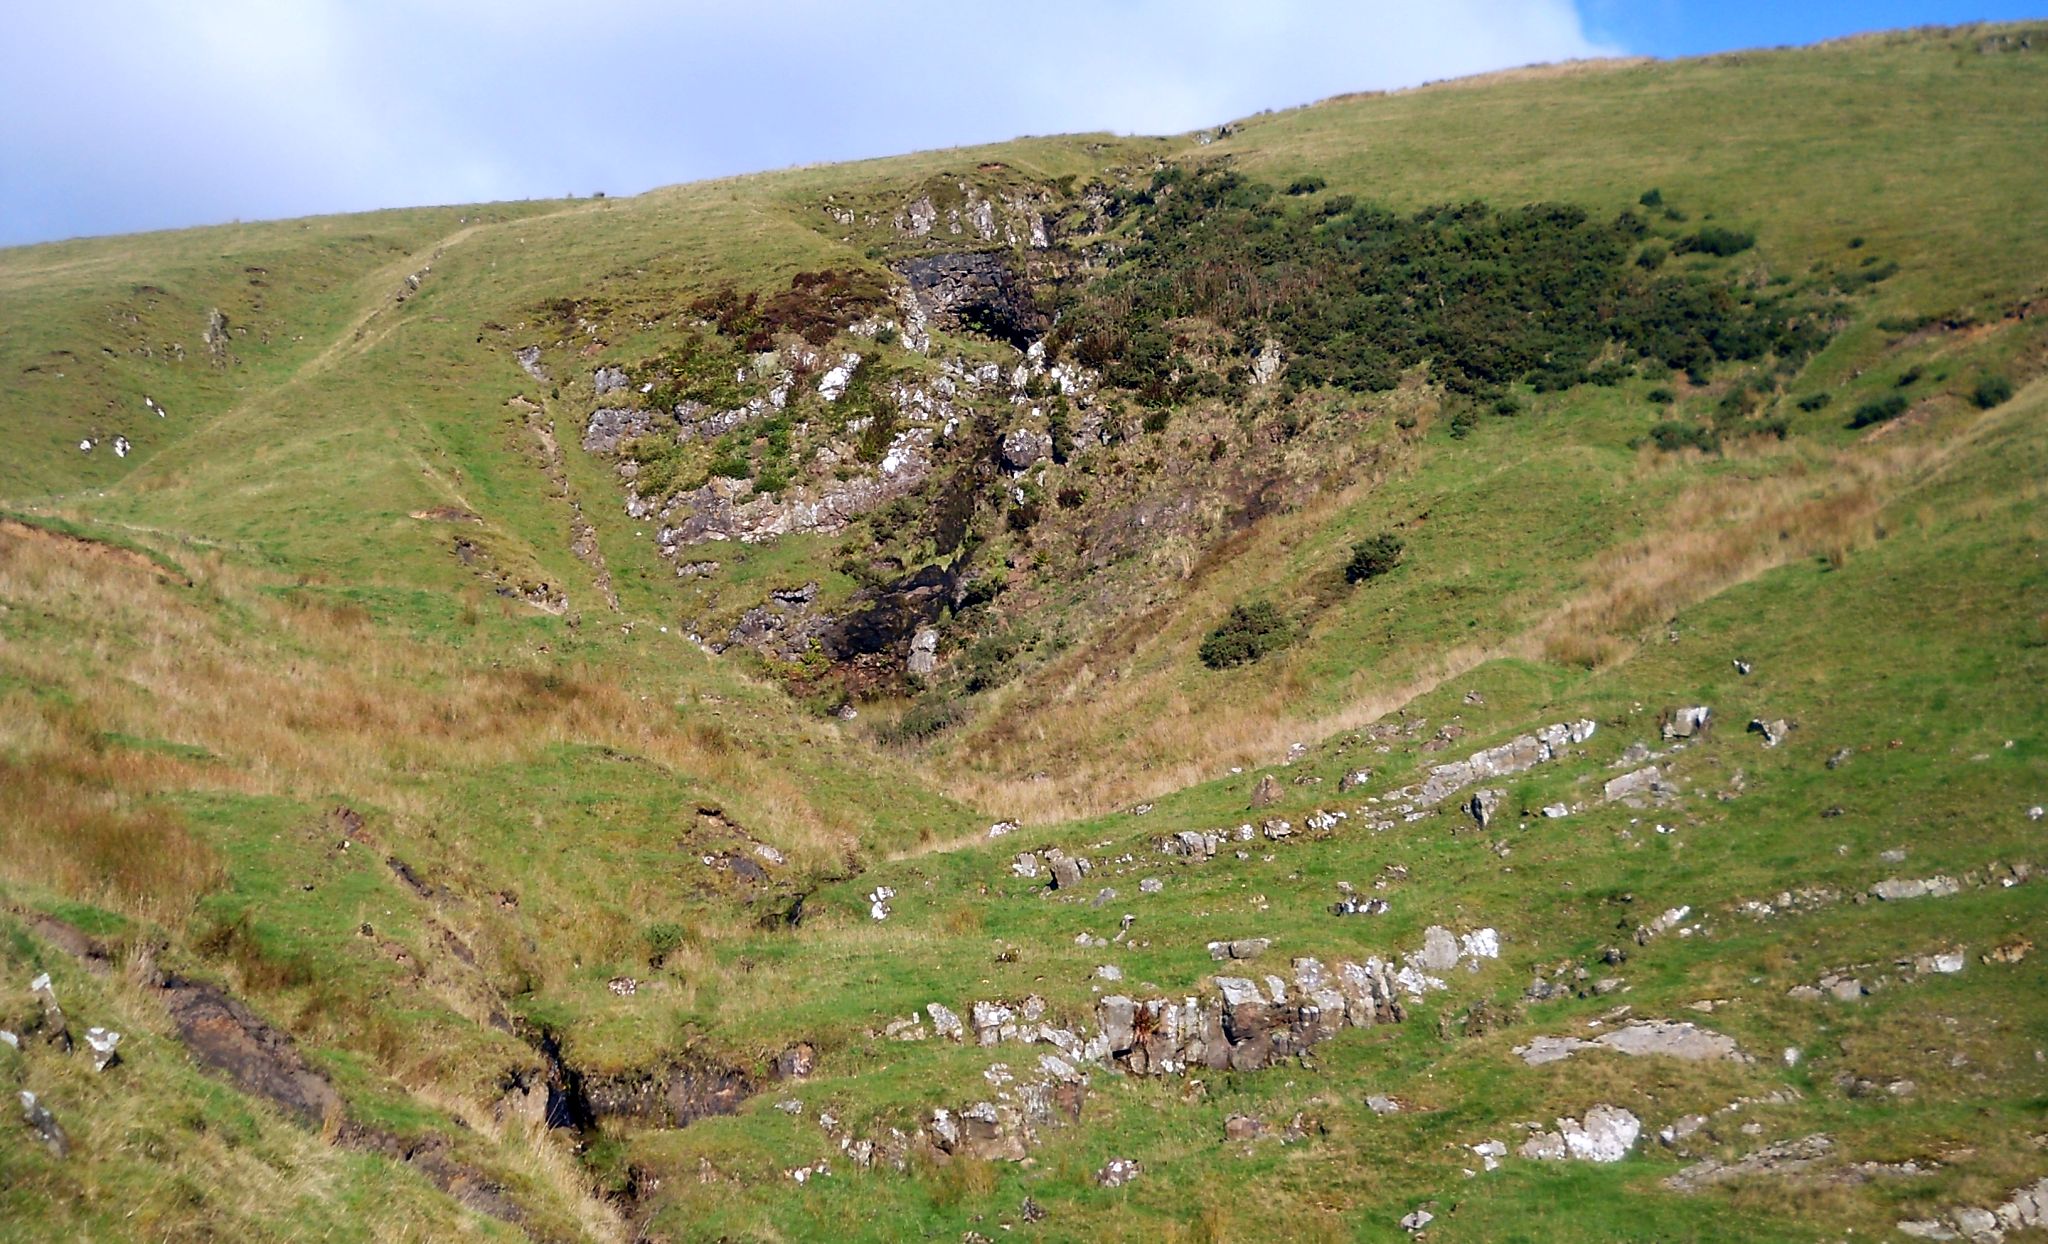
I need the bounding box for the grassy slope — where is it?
[0,20,2041,1243]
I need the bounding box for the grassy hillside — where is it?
[0,20,2043,1243]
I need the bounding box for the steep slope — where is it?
[0,20,2043,1244]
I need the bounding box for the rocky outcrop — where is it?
[1515,1020,1745,1066]
[1412,720,1595,806]
[1518,1105,1641,1162]
[161,977,342,1126]
[895,253,1045,349]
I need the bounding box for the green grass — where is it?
[0,20,2043,1242]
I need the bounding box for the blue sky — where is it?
[0,1,2036,247]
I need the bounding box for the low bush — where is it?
[1645,421,1720,453]
[1199,601,1293,669]
[1675,226,1756,257]
[1847,393,1910,429]
[1344,533,1404,584]
[1795,392,1833,411]
[1972,374,2014,409]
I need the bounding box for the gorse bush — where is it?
[1051,167,1832,404]
[1848,393,1910,429]
[1972,374,2014,408]
[1645,421,1720,453]
[1675,226,1756,257]
[1344,533,1404,583]
[1199,601,1293,669]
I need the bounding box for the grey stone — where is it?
[929,1004,966,1041]
[1411,926,1461,973]
[1604,765,1667,804]
[999,427,1053,472]
[1468,788,1503,828]
[1251,774,1283,808]
[1663,706,1712,740]
[18,1091,66,1158]
[1871,876,1960,901]
[1748,718,1790,747]
[906,626,939,676]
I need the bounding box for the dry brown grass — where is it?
[935,412,1992,823]
[0,516,863,926]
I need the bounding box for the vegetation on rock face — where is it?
[1050,165,1833,404]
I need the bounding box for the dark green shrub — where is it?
[1286,176,1328,196]
[880,698,967,745]
[1647,387,1675,405]
[1646,421,1720,453]
[1675,226,1755,257]
[1199,601,1293,669]
[1639,188,1664,207]
[645,923,688,967]
[1896,366,1923,387]
[1847,393,1909,429]
[1344,533,1404,584]
[1971,374,2013,409]
[1795,392,1833,411]
[1447,410,1477,439]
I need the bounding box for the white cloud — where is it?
[0,1,1616,245]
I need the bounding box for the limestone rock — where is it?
[906,626,939,676]
[1468,788,1503,828]
[18,1090,67,1158]
[1251,774,1283,809]
[1663,706,1712,740]
[999,427,1052,472]
[1095,1157,1142,1187]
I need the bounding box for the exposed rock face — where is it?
[161,977,342,1126]
[1871,876,1961,900]
[592,366,628,396]
[1413,720,1595,806]
[895,253,1046,349]
[654,431,934,547]
[1663,705,1712,740]
[580,1059,752,1129]
[906,626,939,676]
[583,407,663,454]
[1604,765,1670,805]
[18,1091,68,1157]
[515,345,548,382]
[1251,339,1285,386]
[1515,1020,1744,1066]
[1000,426,1053,472]
[1520,1105,1641,1162]
[1666,1134,1834,1192]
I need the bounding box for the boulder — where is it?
[773,1042,817,1080]
[1224,1113,1268,1142]
[1467,788,1503,829]
[1411,926,1461,974]
[999,427,1053,472]
[1604,765,1667,804]
[17,1090,67,1157]
[1095,1157,1142,1188]
[906,626,939,676]
[1748,718,1790,747]
[1251,774,1283,809]
[1663,706,1712,740]
[927,1003,964,1041]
